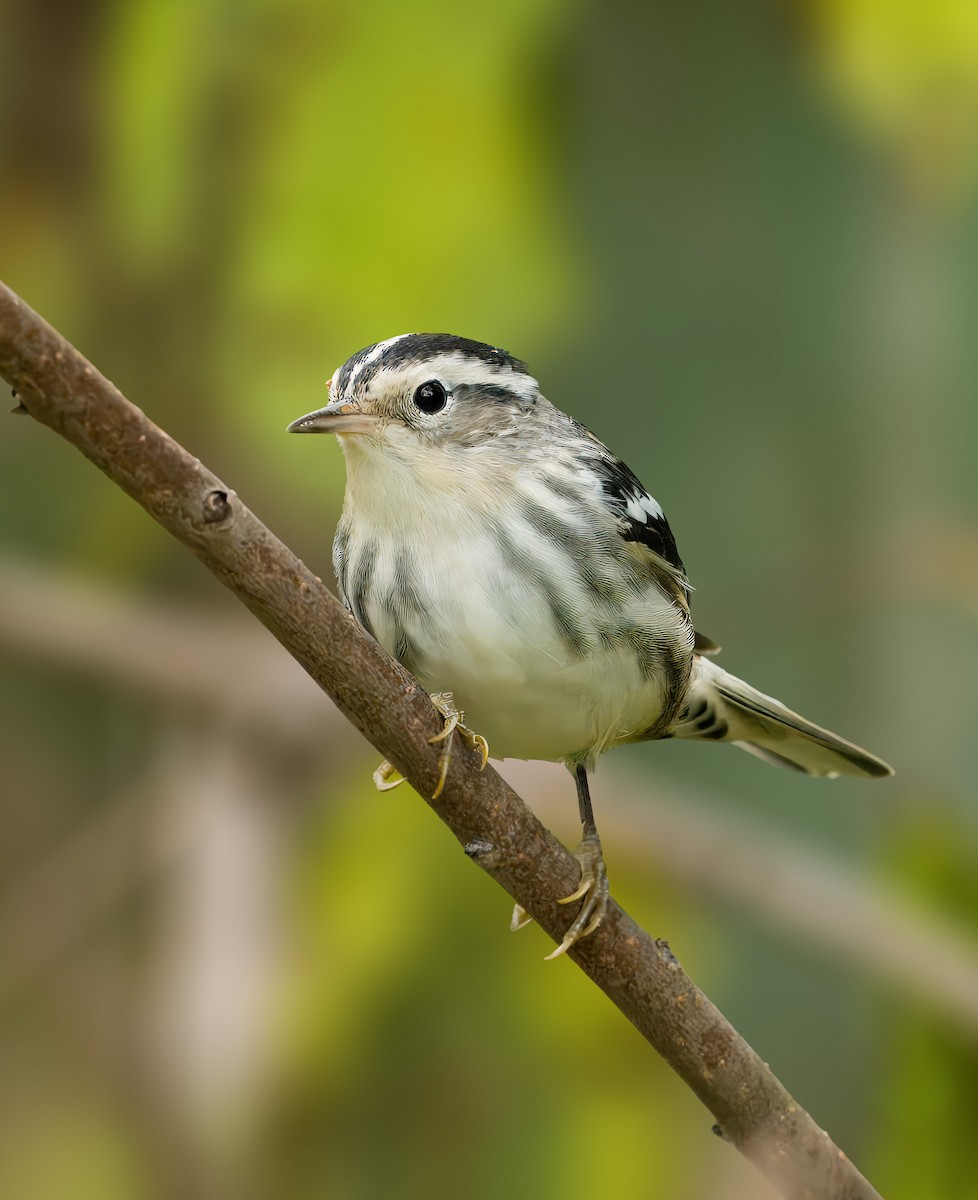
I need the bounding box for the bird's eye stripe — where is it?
[451,383,531,406]
[336,339,538,401]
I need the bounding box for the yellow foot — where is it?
[510,904,533,932]
[545,830,610,960]
[508,833,611,958]
[427,692,489,800]
[372,760,406,791]
[370,692,489,799]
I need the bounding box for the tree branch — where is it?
[0,280,883,1200]
[7,563,977,1040]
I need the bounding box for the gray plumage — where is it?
[291,332,891,782]
[290,333,892,956]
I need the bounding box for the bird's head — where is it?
[287,333,546,458]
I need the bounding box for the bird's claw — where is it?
[372,692,488,799]
[510,904,533,932]
[427,692,489,800]
[544,830,609,960]
[507,831,610,958]
[372,760,406,791]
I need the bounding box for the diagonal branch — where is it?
[6,563,977,1038]
[0,280,882,1200]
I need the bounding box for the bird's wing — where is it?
[693,629,721,655]
[588,449,691,611]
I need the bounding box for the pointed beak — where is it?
[287,400,381,435]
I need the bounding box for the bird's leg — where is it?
[544,764,610,960]
[372,691,489,799]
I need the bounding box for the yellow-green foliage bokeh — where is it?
[2,1,978,1198]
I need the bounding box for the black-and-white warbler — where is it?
[289,334,892,957]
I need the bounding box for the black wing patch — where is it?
[594,453,688,584]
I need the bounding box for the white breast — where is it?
[338,436,689,766]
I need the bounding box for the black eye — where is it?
[413,380,448,414]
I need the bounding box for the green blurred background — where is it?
[2,1,978,1197]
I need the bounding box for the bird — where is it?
[288,333,893,958]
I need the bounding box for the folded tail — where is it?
[669,656,893,778]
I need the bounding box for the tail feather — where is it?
[669,657,893,779]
